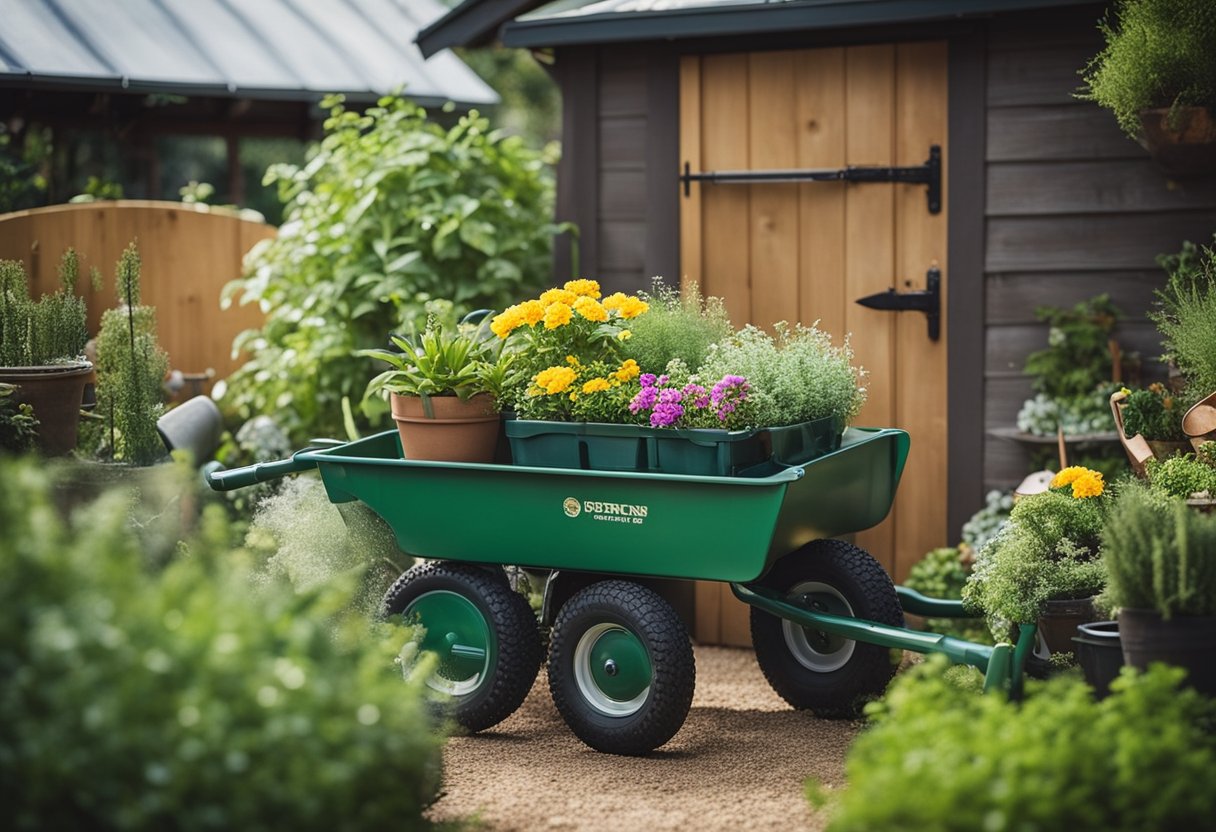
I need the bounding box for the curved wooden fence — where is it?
[0,200,274,385]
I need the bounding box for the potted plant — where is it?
[361,319,506,463]
[0,250,90,455]
[1079,0,1216,176]
[963,466,1110,659]
[1102,484,1216,694]
[1111,384,1189,475]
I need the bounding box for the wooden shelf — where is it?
[987,427,1120,445]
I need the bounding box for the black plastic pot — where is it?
[1119,608,1216,696]
[1072,620,1123,699]
[1037,597,1096,655]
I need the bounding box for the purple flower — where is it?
[650,401,684,427]
[709,375,749,423]
[639,373,658,388]
[629,385,657,414]
[682,383,710,410]
[657,374,669,386]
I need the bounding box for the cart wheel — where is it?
[382,561,543,733]
[751,539,903,718]
[548,580,695,756]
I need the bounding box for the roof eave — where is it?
[416,0,546,58]
[501,0,1095,49]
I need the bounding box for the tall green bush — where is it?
[94,242,169,465]
[0,251,88,367]
[813,657,1216,831]
[218,94,567,444]
[1151,239,1216,395]
[0,459,442,830]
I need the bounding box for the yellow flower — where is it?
[603,293,649,319]
[569,392,579,402]
[564,278,601,298]
[618,329,632,341]
[615,359,640,382]
[519,299,545,327]
[540,287,577,306]
[534,366,577,395]
[573,296,608,322]
[582,377,611,394]
[1050,467,1087,489]
[543,302,573,329]
[490,305,522,339]
[1070,472,1104,499]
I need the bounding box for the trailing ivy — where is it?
[217,94,569,444]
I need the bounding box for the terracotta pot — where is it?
[1139,106,1216,177]
[1119,607,1216,696]
[1146,439,1192,460]
[0,361,92,455]
[390,392,499,463]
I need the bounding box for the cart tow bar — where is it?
[732,583,1031,696]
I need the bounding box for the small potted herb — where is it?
[1102,484,1216,694]
[1079,0,1216,176]
[361,319,505,463]
[1112,383,1189,467]
[0,250,90,455]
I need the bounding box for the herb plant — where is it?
[1145,453,1216,499]
[361,319,497,404]
[0,382,38,451]
[696,322,866,428]
[1102,484,1216,617]
[1151,239,1216,395]
[0,459,442,830]
[815,657,1216,831]
[622,280,732,374]
[0,251,88,367]
[218,94,567,445]
[93,243,169,465]
[1078,0,1216,138]
[1120,383,1186,441]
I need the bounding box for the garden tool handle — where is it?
[203,454,317,492]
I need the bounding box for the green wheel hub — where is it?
[405,590,494,697]
[574,623,652,716]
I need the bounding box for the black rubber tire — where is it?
[750,539,904,718]
[381,561,543,733]
[548,580,695,756]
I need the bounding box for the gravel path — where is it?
[427,645,859,832]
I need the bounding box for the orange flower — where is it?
[543,302,573,330]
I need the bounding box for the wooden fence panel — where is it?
[0,201,274,387]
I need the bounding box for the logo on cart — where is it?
[564,497,649,525]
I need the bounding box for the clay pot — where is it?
[0,361,92,455]
[1139,106,1216,177]
[390,392,499,463]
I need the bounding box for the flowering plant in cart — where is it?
[629,366,753,430]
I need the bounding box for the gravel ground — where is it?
[427,645,859,832]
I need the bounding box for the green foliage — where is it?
[1079,0,1216,137]
[622,280,733,375]
[218,94,564,445]
[903,548,992,643]
[0,253,88,367]
[696,322,867,428]
[821,657,1216,831]
[960,489,1014,552]
[455,47,562,147]
[0,383,39,452]
[68,175,125,202]
[1025,294,1124,400]
[1103,484,1216,617]
[1121,383,1186,440]
[361,319,499,404]
[93,243,169,466]
[0,124,50,213]
[0,458,443,831]
[1151,239,1216,395]
[1146,453,1216,498]
[964,489,1108,623]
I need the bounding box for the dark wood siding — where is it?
[981,4,1216,491]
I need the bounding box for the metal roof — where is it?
[504,0,1094,46]
[0,0,498,107]
[416,0,542,58]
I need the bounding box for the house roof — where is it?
[417,0,1097,54]
[0,0,498,107]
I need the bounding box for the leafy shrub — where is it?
[1024,295,1124,401]
[0,382,38,451]
[1079,0,1216,137]
[92,243,169,465]
[622,280,732,375]
[902,547,992,644]
[1102,483,1216,617]
[219,94,567,445]
[964,473,1109,624]
[696,322,866,428]
[0,459,442,830]
[814,657,1216,831]
[1151,239,1216,395]
[0,251,88,367]
[1146,453,1216,498]
[1120,383,1186,441]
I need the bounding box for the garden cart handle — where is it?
[203,453,318,492]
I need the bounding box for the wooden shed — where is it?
[421,0,1216,643]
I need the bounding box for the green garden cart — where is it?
[206,426,1033,756]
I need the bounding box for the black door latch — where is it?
[855,266,941,341]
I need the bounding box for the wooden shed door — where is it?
[679,43,948,646]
